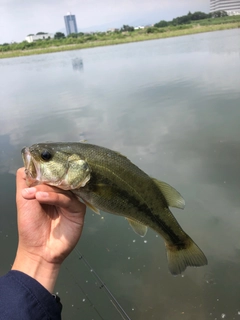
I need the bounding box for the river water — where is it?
[0,28,240,319]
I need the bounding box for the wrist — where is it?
[11,247,61,293]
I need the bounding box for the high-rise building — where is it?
[210,0,240,14]
[64,12,78,36]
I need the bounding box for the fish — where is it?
[21,142,207,275]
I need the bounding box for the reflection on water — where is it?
[0,28,240,319]
[72,57,83,71]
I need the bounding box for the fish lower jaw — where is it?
[25,174,67,189]
[24,170,40,187]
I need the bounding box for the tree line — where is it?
[154,10,227,28]
[0,10,231,50]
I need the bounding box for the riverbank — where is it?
[1,21,240,59]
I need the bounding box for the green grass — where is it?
[1,19,240,59]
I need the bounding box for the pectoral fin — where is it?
[126,218,148,237]
[152,178,185,209]
[82,198,100,215]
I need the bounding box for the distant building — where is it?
[107,28,119,32]
[64,12,78,36]
[25,33,54,43]
[134,26,145,30]
[210,0,240,15]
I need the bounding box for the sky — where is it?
[0,0,210,44]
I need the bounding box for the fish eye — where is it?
[41,150,52,161]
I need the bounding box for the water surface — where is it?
[1,29,240,319]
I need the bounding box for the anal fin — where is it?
[126,218,148,237]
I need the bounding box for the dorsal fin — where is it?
[126,218,148,237]
[152,178,185,209]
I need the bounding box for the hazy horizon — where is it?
[0,0,209,44]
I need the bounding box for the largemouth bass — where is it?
[21,142,207,275]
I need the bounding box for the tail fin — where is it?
[165,239,208,275]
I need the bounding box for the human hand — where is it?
[12,168,86,292]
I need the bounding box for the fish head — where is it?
[21,143,91,190]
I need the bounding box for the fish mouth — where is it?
[21,147,41,186]
[21,147,31,169]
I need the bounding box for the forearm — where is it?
[11,247,60,293]
[0,270,62,319]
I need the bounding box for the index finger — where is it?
[16,168,28,201]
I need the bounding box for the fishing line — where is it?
[64,265,105,320]
[75,248,132,320]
